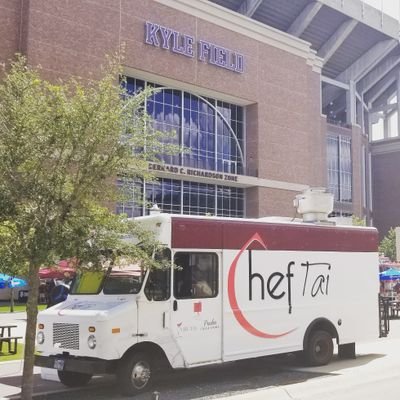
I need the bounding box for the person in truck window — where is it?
[192,262,212,297]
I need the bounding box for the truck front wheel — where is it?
[305,330,333,366]
[117,352,153,396]
[57,370,92,387]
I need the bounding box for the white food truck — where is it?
[35,190,380,396]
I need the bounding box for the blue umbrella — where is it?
[379,268,400,281]
[0,273,27,289]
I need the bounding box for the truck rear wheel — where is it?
[305,330,333,366]
[117,352,153,396]
[57,370,92,387]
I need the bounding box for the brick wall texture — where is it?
[0,0,364,218]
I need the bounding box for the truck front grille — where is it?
[53,323,79,350]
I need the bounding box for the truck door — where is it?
[171,251,222,365]
[136,250,172,345]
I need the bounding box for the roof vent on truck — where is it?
[149,203,161,215]
[294,188,334,224]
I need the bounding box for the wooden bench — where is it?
[0,336,23,354]
[0,324,21,355]
[0,324,17,337]
[391,305,400,318]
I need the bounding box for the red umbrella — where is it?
[39,260,76,280]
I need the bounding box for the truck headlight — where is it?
[87,335,96,349]
[37,331,45,345]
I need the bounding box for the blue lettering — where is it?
[198,40,211,62]
[215,47,227,67]
[172,31,185,55]
[145,22,244,73]
[159,26,173,49]
[184,35,194,57]
[145,22,160,47]
[235,54,244,73]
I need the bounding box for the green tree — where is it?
[379,228,397,262]
[352,215,366,226]
[0,56,173,400]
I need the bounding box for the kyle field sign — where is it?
[145,21,244,73]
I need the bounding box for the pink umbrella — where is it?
[39,260,76,280]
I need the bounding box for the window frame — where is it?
[173,251,219,300]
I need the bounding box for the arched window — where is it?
[117,77,245,218]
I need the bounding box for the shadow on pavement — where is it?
[2,352,388,399]
[23,356,331,400]
[274,351,386,374]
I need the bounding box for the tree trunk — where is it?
[10,287,14,313]
[21,265,40,400]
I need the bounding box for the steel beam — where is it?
[322,39,398,107]
[237,0,263,17]
[369,102,397,114]
[358,56,400,94]
[321,75,349,90]
[371,85,397,111]
[287,2,323,37]
[341,39,397,83]
[364,68,399,105]
[318,19,358,64]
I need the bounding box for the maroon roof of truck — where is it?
[171,217,378,252]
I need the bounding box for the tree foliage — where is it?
[0,55,173,399]
[379,227,397,262]
[351,215,366,226]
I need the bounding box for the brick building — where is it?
[1,0,399,231]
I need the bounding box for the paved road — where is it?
[26,356,327,400]
[1,312,400,399]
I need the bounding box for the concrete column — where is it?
[397,72,400,136]
[346,80,356,125]
[356,98,363,127]
[383,113,389,139]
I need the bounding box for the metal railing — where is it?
[379,294,390,338]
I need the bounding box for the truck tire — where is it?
[305,330,333,366]
[57,370,92,387]
[117,352,153,396]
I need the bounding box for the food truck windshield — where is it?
[70,265,146,295]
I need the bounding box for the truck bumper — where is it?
[35,354,117,375]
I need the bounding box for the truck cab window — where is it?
[70,271,105,294]
[103,265,145,295]
[174,252,218,299]
[144,249,171,301]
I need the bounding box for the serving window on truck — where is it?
[173,252,218,299]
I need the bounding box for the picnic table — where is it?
[389,301,400,318]
[0,324,22,354]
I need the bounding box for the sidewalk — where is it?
[0,311,54,399]
[0,362,69,399]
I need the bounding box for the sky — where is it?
[362,0,400,20]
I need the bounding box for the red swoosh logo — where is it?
[227,233,296,339]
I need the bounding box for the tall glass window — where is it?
[119,178,244,218]
[124,77,244,174]
[117,77,245,218]
[327,135,352,203]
